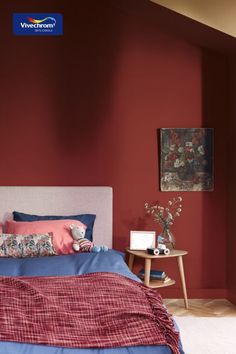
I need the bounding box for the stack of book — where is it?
[138,268,171,284]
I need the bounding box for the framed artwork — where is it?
[130,231,156,250]
[160,128,214,191]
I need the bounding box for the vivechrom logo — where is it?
[21,16,56,31]
[13,13,63,35]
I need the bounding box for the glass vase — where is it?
[161,227,175,249]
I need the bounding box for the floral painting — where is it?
[160,128,214,191]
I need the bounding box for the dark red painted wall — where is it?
[228,58,236,304]
[0,0,229,297]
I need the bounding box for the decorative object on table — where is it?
[144,196,183,249]
[147,248,160,256]
[160,128,214,191]
[129,230,156,250]
[156,236,170,254]
[70,225,108,253]
[147,246,170,255]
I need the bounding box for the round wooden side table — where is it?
[126,248,189,309]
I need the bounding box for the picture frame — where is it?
[160,128,214,191]
[130,231,156,250]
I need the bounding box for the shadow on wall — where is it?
[201,49,228,293]
[51,1,124,152]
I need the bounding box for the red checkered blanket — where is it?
[0,272,180,353]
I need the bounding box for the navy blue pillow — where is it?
[13,211,96,241]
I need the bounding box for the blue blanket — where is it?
[0,250,184,354]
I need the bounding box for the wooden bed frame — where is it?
[0,186,113,248]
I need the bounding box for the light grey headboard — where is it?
[0,186,113,248]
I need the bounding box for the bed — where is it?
[0,186,184,354]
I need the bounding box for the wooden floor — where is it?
[163,299,236,317]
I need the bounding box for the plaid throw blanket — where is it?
[0,273,180,354]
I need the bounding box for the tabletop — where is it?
[125,248,188,259]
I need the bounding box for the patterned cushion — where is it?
[0,233,57,258]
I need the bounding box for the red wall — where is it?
[228,58,236,304]
[0,0,229,298]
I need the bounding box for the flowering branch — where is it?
[144,196,183,230]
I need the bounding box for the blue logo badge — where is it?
[13,13,63,36]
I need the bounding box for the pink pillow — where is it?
[6,220,86,255]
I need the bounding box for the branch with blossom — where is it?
[144,196,183,230]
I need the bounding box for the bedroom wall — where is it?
[0,0,228,298]
[227,58,236,304]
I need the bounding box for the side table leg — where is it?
[128,254,135,271]
[177,255,189,309]
[144,258,151,287]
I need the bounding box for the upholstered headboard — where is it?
[0,186,113,248]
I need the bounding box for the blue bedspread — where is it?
[0,250,184,354]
